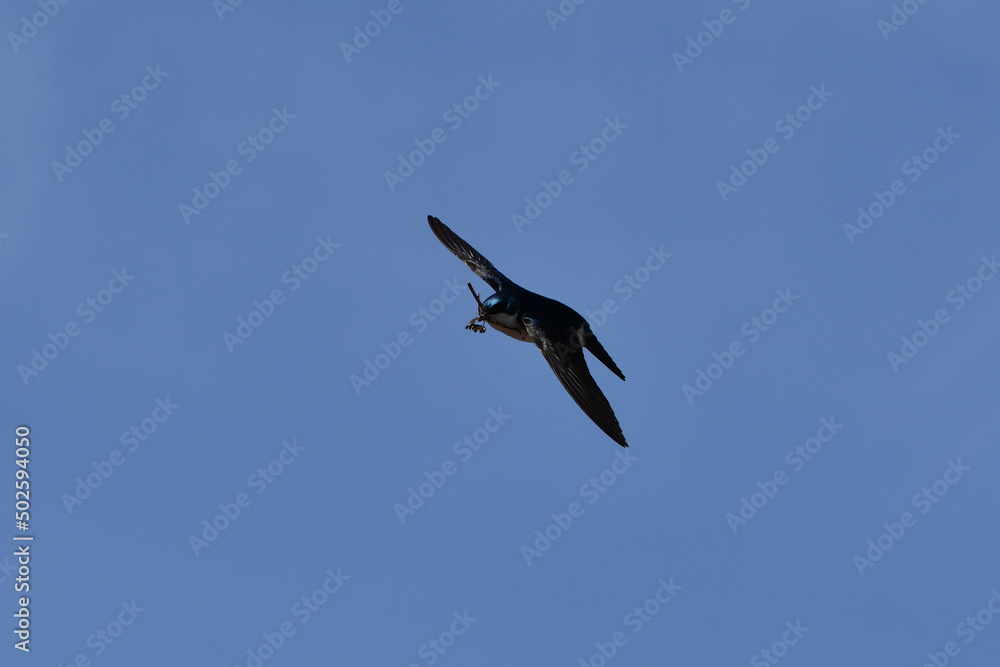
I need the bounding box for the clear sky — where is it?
[3,1,1000,665]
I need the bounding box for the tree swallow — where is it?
[427,215,628,447]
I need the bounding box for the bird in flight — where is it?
[427,215,628,447]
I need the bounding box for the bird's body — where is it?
[427,215,629,447]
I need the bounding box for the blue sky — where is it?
[3,1,1000,665]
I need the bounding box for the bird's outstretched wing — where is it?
[427,215,517,292]
[523,316,628,447]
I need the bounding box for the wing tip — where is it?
[427,215,449,245]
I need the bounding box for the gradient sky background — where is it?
[3,1,1000,665]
